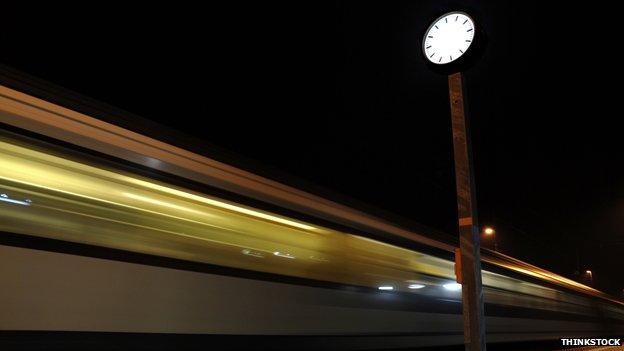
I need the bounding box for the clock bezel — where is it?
[422,11,475,66]
[421,10,486,74]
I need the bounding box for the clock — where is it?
[422,11,485,74]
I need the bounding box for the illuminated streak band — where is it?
[0,196,30,206]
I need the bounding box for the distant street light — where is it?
[482,226,498,252]
[585,270,593,285]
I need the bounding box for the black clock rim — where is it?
[420,9,487,75]
[422,10,476,66]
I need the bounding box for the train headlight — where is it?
[443,283,462,291]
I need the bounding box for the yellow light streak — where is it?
[122,192,210,216]
[0,140,316,232]
[124,178,317,231]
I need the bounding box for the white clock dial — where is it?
[423,12,475,65]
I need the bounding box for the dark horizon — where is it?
[1,1,622,297]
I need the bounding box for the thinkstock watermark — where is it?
[560,338,621,346]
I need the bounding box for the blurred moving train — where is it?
[1,71,624,350]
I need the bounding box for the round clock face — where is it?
[423,12,475,65]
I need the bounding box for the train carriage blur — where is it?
[1,70,623,349]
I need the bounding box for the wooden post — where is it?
[448,72,487,351]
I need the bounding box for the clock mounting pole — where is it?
[448,71,487,351]
[421,10,488,349]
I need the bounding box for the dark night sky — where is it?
[1,2,623,295]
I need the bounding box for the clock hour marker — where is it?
[438,57,442,62]
[463,19,468,24]
[450,55,453,61]
[426,46,431,49]
[459,49,464,53]
[467,28,473,32]
[466,39,471,42]
[445,18,448,23]
[430,52,435,58]
[435,25,438,29]
[428,35,433,38]
[455,15,458,21]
